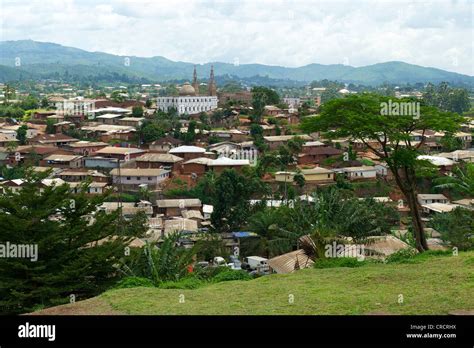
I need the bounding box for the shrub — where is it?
[313,257,369,268]
[193,265,230,280]
[212,270,252,282]
[115,277,155,289]
[385,248,418,263]
[159,277,204,289]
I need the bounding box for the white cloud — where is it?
[0,0,472,75]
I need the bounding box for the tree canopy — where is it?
[301,93,463,252]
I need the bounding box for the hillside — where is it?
[1,40,473,85]
[32,251,474,315]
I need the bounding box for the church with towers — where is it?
[156,66,218,115]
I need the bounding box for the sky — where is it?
[0,0,473,75]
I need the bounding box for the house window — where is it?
[148,177,152,181]
[126,177,131,180]
[136,177,141,181]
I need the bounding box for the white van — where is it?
[243,256,269,271]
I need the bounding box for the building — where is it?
[263,135,313,150]
[109,168,170,190]
[29,133,79,147]
[275,167,334,184]
[96,113,123,125]
[182,157,212,175]
[149,136,183,153]
[94,146,145,161]
[168,145,207,161]
[301,167,335,183]
[298,146,343,165]
[333,166,377,181]
[417,194,449,205]
[118,117,145,128]
[135,153,183,172]
[156,198,202,217]
[57,169,109,183]
[55,97,96,119]
[208,157,250,173]
[80,124,136,142]
[156,66,218,115]
[64,141,109,156]
[0,133,19,147]
[84,157,120,169]
[41,154,84,169]
[68,182,109,195]
[218,91,252,106]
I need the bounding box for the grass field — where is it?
[33,251,474,315]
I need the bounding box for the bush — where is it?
[193,265,230,280]
[386,249,453,264]
[115,277,155,289]
[313,257,369,268]
[385,248,418,263]
[159,276,204,289]
[212,270,252,282]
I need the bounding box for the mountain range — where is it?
[0,40,472,86]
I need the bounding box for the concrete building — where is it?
[156,66,218,115]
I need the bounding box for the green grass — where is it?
[96,251,474,315]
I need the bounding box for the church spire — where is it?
[192,65,199,96]
[208,65,217,96]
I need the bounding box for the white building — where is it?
[156,66,218,115]
[109,168,170,190]
[55,97,96,117]
[157,93,218,115]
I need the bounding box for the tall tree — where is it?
[0,171,146,314]
[211,169,258,233]
[16,125,28,145]
[301,94,463,252]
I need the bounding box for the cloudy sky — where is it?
[1,0,472,75]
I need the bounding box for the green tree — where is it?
[211,169,256,233]
[46,119,56,134]
[439,132,463,151]
[0,171,147,314]
[3,84,16,104]
[301,94,462,252]
[250,86,279,123]
[294,171,306,189]
[19,96,39,110]
[434,163,474,196]
[41,97,50,109]
[110,90,125,103]
[429,207,474,251]
[320,86,342,104]
[16,125,28,145]
[182,120,197,144]
[127,233,196,283]
[139,121,165,144]
[132,106,144,117]
[287,136,305,154]
[423,83,470,114]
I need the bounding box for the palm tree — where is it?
[132,233,196,284]
[434,163,474,196]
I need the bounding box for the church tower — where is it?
[192,65,199,96]
[208,65,217,96]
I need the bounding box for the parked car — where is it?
[227,255,242,270]
[242,256,269,271]
[213,256,227,266]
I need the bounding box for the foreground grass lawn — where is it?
[96,251,474,315]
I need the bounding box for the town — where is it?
[0,3,473,332]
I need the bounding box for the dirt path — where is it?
[27,296,124,315]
